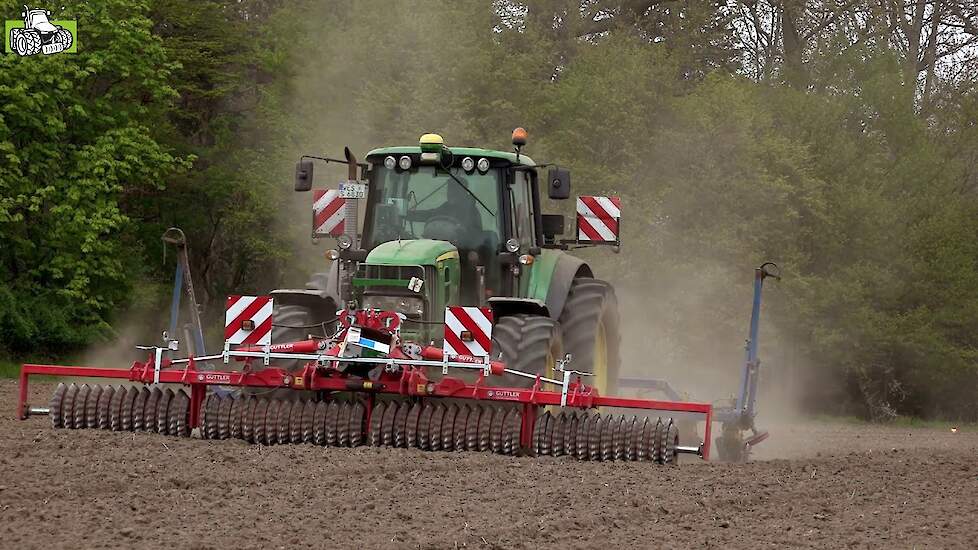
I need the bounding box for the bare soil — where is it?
[2,379,977,549]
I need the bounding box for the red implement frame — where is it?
[17,357,713,459]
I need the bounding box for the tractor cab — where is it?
[23,8,58,34]
[361,133,546,305]
[289,129,619,378]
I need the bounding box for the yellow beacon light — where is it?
[419,133,445,163]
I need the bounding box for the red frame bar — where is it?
[17,359,713,460]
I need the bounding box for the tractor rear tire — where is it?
[558,278,621,396]
[490,314,562,387]
[56,28,72,50]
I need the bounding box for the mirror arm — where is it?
[301,154,369,170]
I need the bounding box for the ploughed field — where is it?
[1,380,976,549]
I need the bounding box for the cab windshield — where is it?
[363,164,502,254]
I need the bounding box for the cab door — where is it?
[506,170,537,298]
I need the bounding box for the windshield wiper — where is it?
[445,168,495,217]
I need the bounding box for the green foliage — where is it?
[0,0,187,352]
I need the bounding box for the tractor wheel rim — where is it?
[593,319,608,393]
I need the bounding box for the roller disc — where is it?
[337,402,352,447]
[155,388,173,434]
[393,401,412,448]
[170,391,191,437]
[532,411,550,456]
[464,405,482,451]
[96,385,115,430]
[403,402,422,449]
[287,400,303,443]
[312,401,328,445]
[269,400,284,445]
[202,394,219,439]
[301,400,316,443]
[84,385,102,429]
[637,417,653,461]
[277,400,293,444]
[77,384,96,429]
[551,413,567,457]
[266,400,283,445]
[502,409,521,455]
[70,384,90,430]
[489,407,505,454]
[324,401,340,447]
[119,386,138,431]
[543,411,556,457]
[662,419,679,465]
[380,401,399,447]
[218,395,234,440]
[48,383,67,428]
[650,418,664,463]
[441,404,458,452]
[253,399,270,445]
[349,401,365,447]
[624,416,638,461]
[611,415,626,461]
[588,414,604,461]
[477,406,494,453]
[275,400,292,444]
[144,388,162,433]
[132,387,151,431]
[591,414,615,460]
[417,403,434,450]
[489,407,513,454]
[369,401,387,447]
[46,383,65,427]
[241,397,257,442]
[61,383,79,429]
[228,397,242,439]
[453,405,471,451]
[565,413,580,458]
[575,413,592,460]
[428,404,445,451]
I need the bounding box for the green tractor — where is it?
[273,130,622,394]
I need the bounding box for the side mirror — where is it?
[295,160,314,192]
[547,166,571,200]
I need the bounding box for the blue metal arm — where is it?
[732,262,780,425]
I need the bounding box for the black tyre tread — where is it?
[557,278,621,394]
[490,314,562,386]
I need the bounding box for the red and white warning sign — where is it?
[576,196,620,242]
[313,188,345,237]
[225,295,273,345]
[444,306,493,358]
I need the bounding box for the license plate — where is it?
[338,181,367,199]
[42,43,65,55]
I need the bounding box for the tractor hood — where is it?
[365,239,457,266]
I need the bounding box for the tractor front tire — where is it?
[558,278,621,396]
[18,30,41,56]
[490,314,562,387]
[271,303,335,372]
[56,28,72,50]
